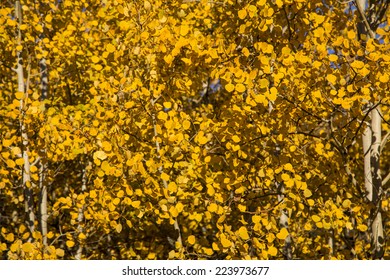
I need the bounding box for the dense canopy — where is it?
[0,0,389,259]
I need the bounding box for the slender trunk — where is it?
[355,0,384,259]
[75,162,89,260]
[370,107,384,258]
[362,124,373,199]
[14,0,36,237]
[277,183,292,259]
[39,161,48,246]
[38,21,49,248]
[328,229,334,259]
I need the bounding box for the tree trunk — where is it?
[355,0,384,259]
[277,182,292,259]
[38,19,49,248]
[75,162,89,260]
[14,0,36,237]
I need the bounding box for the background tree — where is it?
[0,0,389,260]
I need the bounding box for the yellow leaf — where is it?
[196,131,208,145]
[15,91,24,99]
[235,186,246,194]
[118,20,130,31]
[208,203,218,212]
[106,44,116,53]
[329,54,338,62]
[207,185,215,196]
[2,139,13,147]
[225,83,235,92]
[238,226,250,240]
[351,60,365,69]
[303,189,312,198]
[89,127,98,136]
[15,158,24,166]
[102,141,112,152]
[187,235,196,245]
[379,73,389,83]
[268,87,278,101]
[78,233,87,240]
[341,100,352,110]
[161,172,170,181]
[22,242,33,253]
[180,25,189,36]
[238,9,247,20]
[342,199,351,208]
[283,163,293,171]
[238,204,246,212]
[203,248,213,255]
[268,246,278,256]
[182,120,191,130]
[168,182,177,192]
[0,243,7,251]
[90,190,97,199]
[220,234,232,248]
[235,83,246,93]
[326,74,337,84]
[6,233,14,242]
[176,202,184,213]
[276,228,289,240]
[19,24,28,31]
[66,240,75,248]
[242,47,250,57]
[347,30,356,39]
[169,206,178,217]
[10,243,19,252]
[357,224,368,232]
[164,54,173,64]
[45,14,52,23]
[116,223,123,233]
[91,56,100,63]
[157,111,168,121]
[6,159,15,168]
[56,248,65,257]
[94,150,107,160]
[46,232,54,239]
[163,101,172,109]
[126,220,133,228]
[259,78,269,88]
[144,0,152,10]
[113,197,120,205]
[312,215,321,222]
[131,200,141,208]
[252,215,261,224]
[281,173,290,181]
[232,135,241,143]
[94,64,103,71]
[141,31,149,40]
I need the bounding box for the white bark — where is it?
[370,107,384,258]
[14,0,36,236]
[39,19,49,248]
[75,163,89,260]
[355,0,384,259]
[39,160,48,246]
[362,123,373,200]
[277,183,292,259]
